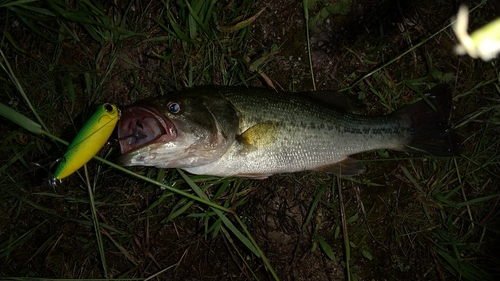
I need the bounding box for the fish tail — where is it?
[396,84,461,156]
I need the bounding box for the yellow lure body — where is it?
[53,103,120,181]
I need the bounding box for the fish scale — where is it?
[185,111,403,177]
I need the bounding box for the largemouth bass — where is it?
[117,85,459,178]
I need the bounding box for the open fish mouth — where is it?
[118,106,177,154]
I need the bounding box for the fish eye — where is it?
[167,101,181,114]
[104,103,114,113]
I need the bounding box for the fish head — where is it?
[117,90,238,168]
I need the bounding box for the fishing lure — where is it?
[52,103,120,183]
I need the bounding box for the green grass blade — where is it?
[0,220,47,259]
[0,102,41,134]
[94,158,232,213]
[0,50,49,133]
[303,0,316,90]
[15,3,56,17]
[456,194,500,208]
[164,10,192,42]
[64,72,76,112]
[317,235,336,260]
[84,165,108,278]
[0,0,38,8]
[176,169,259,255]
[176,170,280,280]
[165,199,195,222]
[0,144,33,174]
[184,0,209,33]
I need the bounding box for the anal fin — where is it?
[312,157,365,176]
[233,173,273,179]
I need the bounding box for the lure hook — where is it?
[30,159,62,188]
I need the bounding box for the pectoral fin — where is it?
[313,157,365,176]
[237,121,278,149]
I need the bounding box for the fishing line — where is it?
[112,132,147,142]
[61,113,120,153]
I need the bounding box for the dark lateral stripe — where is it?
[341,126,400,135]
